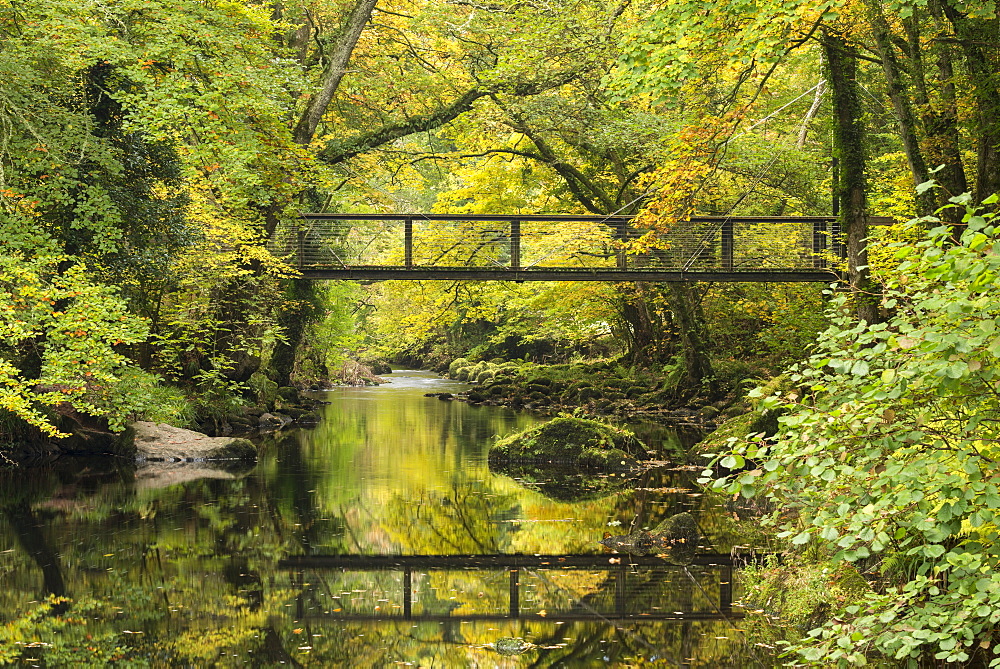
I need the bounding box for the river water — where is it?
[0,370,762,667]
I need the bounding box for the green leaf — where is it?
[720,455,744,469]
[916,179,939,194]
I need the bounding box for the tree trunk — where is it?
[923,0,970,232]
[938,1,1000,202]
[271,280,319,388]
[823,31,879,324]
[863,0,935,215]
[667,283,716,396]
[292,0,378,144]
[614,282,672,365]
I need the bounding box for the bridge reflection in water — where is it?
[271,214,848,282]
[278,553,752,623]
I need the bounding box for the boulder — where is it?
[599,512,700,565]
[129,421,257,462]
[277,386,299,402]
[488,416,645,469]
[259,412,292,430]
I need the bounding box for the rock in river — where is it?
[128,421,257,462]
[599,512,700,565]
[488,415,646,470]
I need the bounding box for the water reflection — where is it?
[0,369,761,666]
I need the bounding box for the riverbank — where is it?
[435,357,756,428]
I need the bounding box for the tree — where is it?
[707,196,1000,665]
[610,0,1000,317]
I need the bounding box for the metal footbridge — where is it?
[278,552,751,623]
[270,213,851,282]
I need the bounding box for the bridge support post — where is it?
[616,219,628,269]
[831,220,845,261]
[510,220,521,270]
[403,567,412,619]
[404,217,413,268]
[720,565,733,611]
[509,569,519,618]
[721,220,734,270]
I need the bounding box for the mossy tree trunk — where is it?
[938,1,1000,203]
[271,280,320,388]
[823,30,879,324]
[667,283,716,396]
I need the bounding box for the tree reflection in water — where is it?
[0,371,765,666]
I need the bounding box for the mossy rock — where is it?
[448,358,470,376]
[474,368,495,384]
[492,638,535,656]
[577,387,601,401]
[696,406,785,453]
[526,383,552,394]
[578,447,635,470]
[489,416,646,468]
[484,384,509,398]
[277,386,299,402]
[210,438,258,461]
[653,511,700,565]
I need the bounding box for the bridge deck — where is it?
[271,214,846,282]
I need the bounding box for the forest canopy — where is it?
[1,0,999,664]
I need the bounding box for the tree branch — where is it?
[293,0,378,144]
[317,88,491,165]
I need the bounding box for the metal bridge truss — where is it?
[269,214,847,282]
[278,552,750,623]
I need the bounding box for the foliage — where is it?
[0,251,148,436]
[703,282,831,366]
[106,367,195,427]
[704,196,1000,665]
[293,281,364,384]
[738,555,870,652]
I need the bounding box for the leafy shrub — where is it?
[705,195,1000,665]
[0,253,149,436]
[110,368,195,427]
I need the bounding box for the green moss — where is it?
[578,446,633,470]
[695,376,790,453]
[489,416,645,466]
[206,438,257,461]
[738,557,871,648]
[448,358,470,376]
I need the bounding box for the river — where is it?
[0,369,762,666]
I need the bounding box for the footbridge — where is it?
[270,213,849,282]
[278,552,750,623]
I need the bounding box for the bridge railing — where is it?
[267,213,842,278]
[278,552,749,622]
